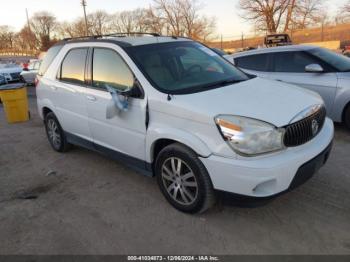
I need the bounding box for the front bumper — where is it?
[200,118,334,197]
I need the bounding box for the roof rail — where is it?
[63,32,161,41]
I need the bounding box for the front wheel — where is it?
[155,143,215,213]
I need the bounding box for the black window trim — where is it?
[87,46,144,99]
[57,47,89,87]
[270,50,337,73]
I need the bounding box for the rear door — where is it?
[53,47,91,141]
[234,53,272,78]
[269,51,338,113]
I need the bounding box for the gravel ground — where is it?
[0,87,349,255]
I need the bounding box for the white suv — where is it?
[36,34,334,213]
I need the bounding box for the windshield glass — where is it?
[126,41,249,94]
[308,48,350,72]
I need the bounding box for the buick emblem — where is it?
[311,119,319,136]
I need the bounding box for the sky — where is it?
[0,0,347,39]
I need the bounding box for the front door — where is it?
[85,47,147,164]
[270,51,338,114]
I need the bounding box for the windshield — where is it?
[308,48,350,72]
[125,41,249,94]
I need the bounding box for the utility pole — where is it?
[220,34,223,50]
[81,0,89,36]
[25,8,31,32]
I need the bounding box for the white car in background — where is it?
[20,60,41,85]
[0,63,23,82]
[226,45,350,129]
[37,35,333,213]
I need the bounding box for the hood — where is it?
[0,67,22,74]
[150,77,324,127]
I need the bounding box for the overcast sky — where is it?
[0,0,346,38]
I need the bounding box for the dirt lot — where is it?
[0,87,350,255]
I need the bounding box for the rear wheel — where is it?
[155,143,215,213]
[44,112,71,152]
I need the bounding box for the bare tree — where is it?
[238,0,325,33]
[88,10,111,35]
[30,11,57,50]
[151,0,216,40]
[14,26,38,51]
[335,0,350,24]
[58,18,87,38]
[292,0,325,29]
[0,25,15,49]
[239,0,291,33]
[110,9,150,33]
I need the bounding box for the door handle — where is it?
[276,79,283,82]
[86,95,97,101]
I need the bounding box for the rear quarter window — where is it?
[38,45,64,76]
[235,54,270,71]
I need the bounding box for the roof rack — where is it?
[63,32,161,41]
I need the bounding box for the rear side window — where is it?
[59,48,88,85]
[92,48,134,91]
[38,45,63,76]
[235,54,270,71]
[273,52,319,73]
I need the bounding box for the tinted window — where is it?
[92,48,134,91]
[38,45,63,76]
[60,48,88,85]
[126,41,248,94]
[308,48,350,72]
[273,51,318,73]
[235,54,269,71]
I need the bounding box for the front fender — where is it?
[146,126,212,163]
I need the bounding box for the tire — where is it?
[155,143,215,213]
[44,112,71,152]
[345,105,350,130]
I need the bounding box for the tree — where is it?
[0,26,15,49]
[292,0,325,29]
[110,9,149,33]
[14,26,38,51]
[88,10,111,35]
[335,0,350,24]
[238,0,325,33]
[151,0,216,40]
[30,11,57,51]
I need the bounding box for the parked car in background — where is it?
[226,45,350,129]
[20,60,41,85]
[0,74,6,85]
[0,63,22,82]
[36,35,333,213]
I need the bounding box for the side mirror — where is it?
[305,64,324,73]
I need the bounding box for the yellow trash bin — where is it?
[0,84,29,124]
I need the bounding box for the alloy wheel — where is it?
[161,157,198,206]
[47,119,61,149]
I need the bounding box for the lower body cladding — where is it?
[200,118,334,198]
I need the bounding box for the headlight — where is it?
[215,115,285,156]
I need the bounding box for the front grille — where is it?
[284,106,326,147]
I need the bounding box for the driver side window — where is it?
[273,52,319,73]
[92,48,134,92]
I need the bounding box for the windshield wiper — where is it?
[206,78,246,88]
